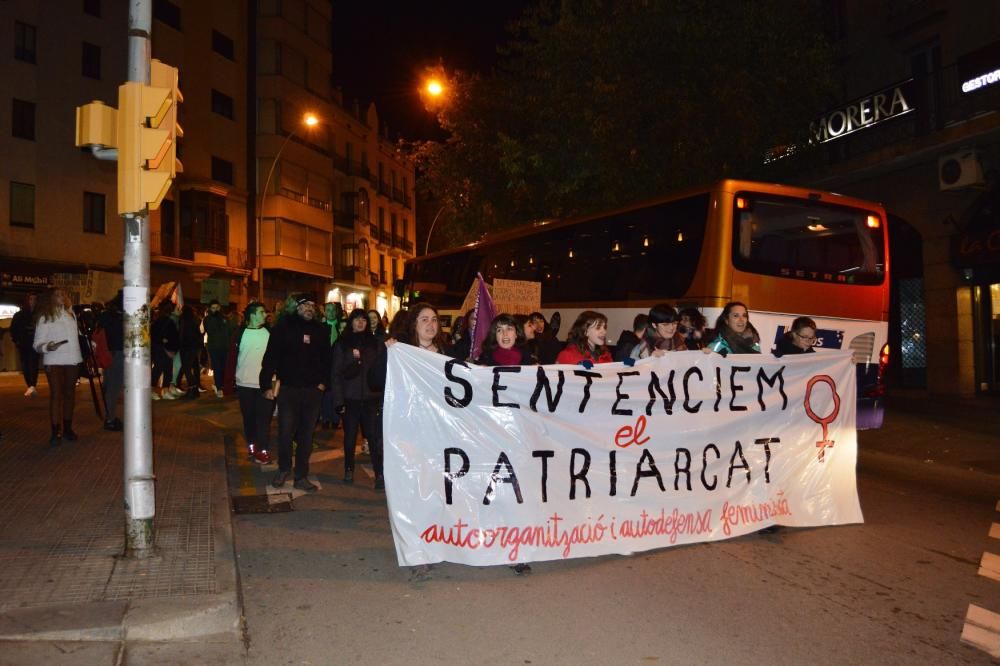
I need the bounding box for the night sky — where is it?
[331,1,532,141]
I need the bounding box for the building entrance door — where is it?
[975,283,1000,393]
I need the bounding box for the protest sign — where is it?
[383,346,862,566]
[492,279,541,315]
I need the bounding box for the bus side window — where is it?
[738,212,753,258]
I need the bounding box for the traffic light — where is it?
[116,59,183,214]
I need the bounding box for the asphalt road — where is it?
[235,438,999,664]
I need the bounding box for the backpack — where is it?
[92,327,113,369]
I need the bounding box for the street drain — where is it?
[231,494,293,514]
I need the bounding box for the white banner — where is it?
[384,345,862,566]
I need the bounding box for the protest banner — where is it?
[383,345,862,566]
[492,279,541,315]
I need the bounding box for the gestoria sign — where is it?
[810,79,915,144]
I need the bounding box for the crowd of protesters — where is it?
[8,287,822,503]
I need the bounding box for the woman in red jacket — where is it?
[556,310,613,365]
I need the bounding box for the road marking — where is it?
[961,604,1000,658]
[991,523,1000,540]
[980,552,1000,582]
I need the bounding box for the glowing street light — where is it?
[426,79,444,97]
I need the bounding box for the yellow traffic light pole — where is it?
[74,0,183,558]
[115,0,155,559]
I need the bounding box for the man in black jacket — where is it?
[260,295,331,492]
[10,293,39,396]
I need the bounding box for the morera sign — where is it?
[810,79,915,144]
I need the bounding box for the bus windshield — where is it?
[733,192,885,285]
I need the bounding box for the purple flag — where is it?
[470,273,497,361]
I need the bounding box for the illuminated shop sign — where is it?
[961,68,1000,93]
[810,79,915,144]
[958,41,1000,95]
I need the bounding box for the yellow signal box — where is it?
[74,100,117,149]
[116,59,183,214]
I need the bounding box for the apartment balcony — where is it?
[151,232,251,273]
[334,263,360,283]
[388,234,414,254]
[369,271,379,287]
[334,209,357,230]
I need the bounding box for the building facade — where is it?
[773,0,1000,396]
[253,0,416,318]
[0,0,415,326]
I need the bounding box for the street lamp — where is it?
[424,204,449,255]
[426,79,444,97]
[256,112,319,300]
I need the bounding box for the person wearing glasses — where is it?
[773,316,818,357]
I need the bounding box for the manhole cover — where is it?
[232,494,293,514]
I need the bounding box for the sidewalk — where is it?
[0,372,241,648]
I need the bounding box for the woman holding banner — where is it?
[773,316,818,357]
[406,303,452,356]
[706,302,761,356]
[556,311,613,365]
[631,304,688,359]
[477,314,532,366]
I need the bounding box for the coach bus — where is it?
[402,179,890,428]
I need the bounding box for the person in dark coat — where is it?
[331,309,383,487]
[151,301,179,400]
[178,305,203,399]
[203,300,232,397]
[527,312,562,363]
[260,295,331,492]
[10,293,40,396]
[97,291,124,430]
[773,316,818,357]
[613,313,649,362]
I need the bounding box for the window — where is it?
[181,190,227,254]
[211,157,234,185]
[10,182,35,228]
[83,192,106,234]
[153,0,181,30]
[15,22,36,63]
[12,99,35,140]
[733,192,885,285]
[83,0,100,17]
[211,30,235,60]
[82,42,101,79]
[406,194,711,308]
[211,89,234,119]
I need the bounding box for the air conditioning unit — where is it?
[938,151,985,191]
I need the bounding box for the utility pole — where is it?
[121,0,155,557]
[76,1,182,558]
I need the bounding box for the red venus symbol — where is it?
[804,375,841,463]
